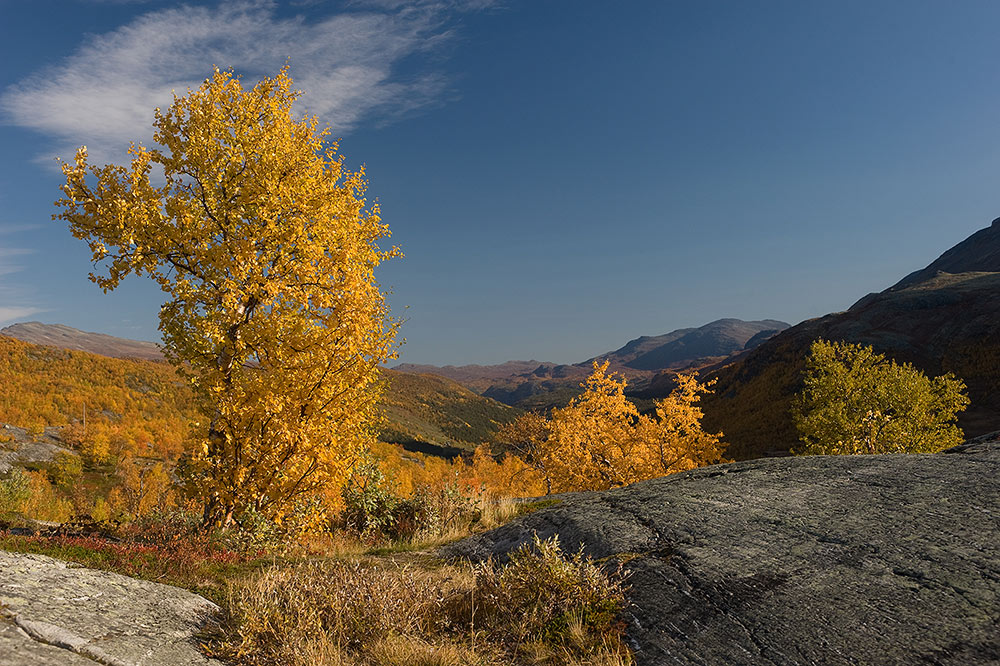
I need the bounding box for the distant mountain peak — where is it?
[394,317,789,410]
[590,318,790,371]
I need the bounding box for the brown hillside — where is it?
[391,360,563,392]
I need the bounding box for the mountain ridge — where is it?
[1,322,164,361]
[890,216,1000,291]
[700,219,1000,459]
[593,318,790,371]
[393,318,789,408]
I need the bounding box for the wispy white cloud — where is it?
[0,307,44,326]
[0,224,40,236]
[0,248,34,277]
[0,225,43,325]
[2,0,492,166]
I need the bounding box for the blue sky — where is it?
[2,0,1000,365]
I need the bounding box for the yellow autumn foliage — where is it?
[55,67,400,527]
[107,456,176,521]
[368,440,547,501]
[540,362,725,493]
[0,336,192,463]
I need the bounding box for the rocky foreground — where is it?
[0,551,220,666]
[449,438,1000,665]
[1,441,997,665]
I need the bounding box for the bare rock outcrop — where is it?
[0,551,221,666]
[0,424,77,475]
[447,440,1000,665]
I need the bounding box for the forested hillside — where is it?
[0,336,192,461]
[380,371,521,457]
[0,335,518,461]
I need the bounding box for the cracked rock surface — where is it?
[0,551,222,665]
[447,440,1000,665]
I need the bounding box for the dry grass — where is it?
[478,496,524,530]
[367,635,493,666]
[213,559,468,665]
[210,536,632,666]
[468,536,630,660]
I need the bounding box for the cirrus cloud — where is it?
[0,225,44,326]
[2,0,492,166]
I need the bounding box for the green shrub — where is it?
[51,452,84,490]
[340,455,401,540]
[20,470,73,522]
[793,339,969,455]
[223,505,286,553]
[395,483,482,541]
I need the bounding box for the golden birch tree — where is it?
[540,362,725,493]
[55,68,400,527]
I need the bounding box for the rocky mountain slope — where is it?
[1,322,164,361]
[890,216,1000,290]
[701,219,1000,459]
[448,437,1000,665]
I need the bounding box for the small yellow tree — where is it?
[493,411,552,492]
[55,68,400,527]
[539,362,724,492]
[793,339,969,455]
[107,456,175,520]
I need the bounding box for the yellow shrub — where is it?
[541,363,724,492]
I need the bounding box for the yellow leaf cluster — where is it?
[368,440,547,502]
[538,362,726,493]
[107,456,175,521]
[54,68,400,527]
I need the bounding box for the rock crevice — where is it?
[7,614,129,666]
